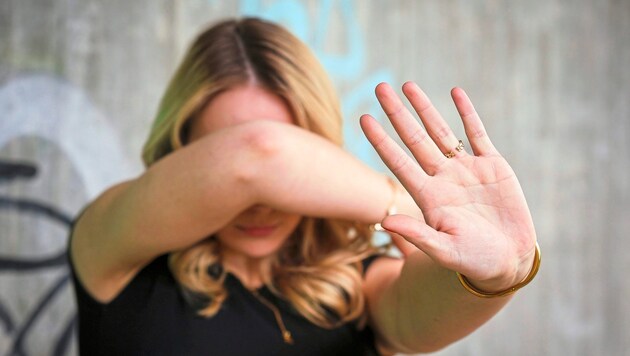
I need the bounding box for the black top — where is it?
[69,246,384,356]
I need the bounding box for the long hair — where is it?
[141,18,377,328]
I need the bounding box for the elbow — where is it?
[385,338,450,355]
[231,121,290,188]
[410,342,451,354]
[240,121,287,158]
[391,332,461,354]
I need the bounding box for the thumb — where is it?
[381,214,453,264]
[389,232,417,257]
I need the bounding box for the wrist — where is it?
[468,250,535,292]
[373,177,398,231]
[457,242,541,298]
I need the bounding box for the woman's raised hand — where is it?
[360,82,537,292]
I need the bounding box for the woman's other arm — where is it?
[361,83,538,353]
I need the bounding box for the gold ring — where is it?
[444,140,464,158]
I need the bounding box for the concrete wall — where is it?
[1,1,628,355]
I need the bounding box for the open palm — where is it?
[360,82,537,291]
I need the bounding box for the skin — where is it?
[187,85,302,287]
[362,82,536,292]
[360,82,537,353]
[70,83,398,303]
[70,81,537,355]
[186,83,538,353]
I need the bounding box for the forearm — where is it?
[359,82,539,354]
[117,119,411,254]
[97,123,261,256]
[246,121,417,223]
[375,252,513,353]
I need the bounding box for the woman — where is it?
[69,18,539,355]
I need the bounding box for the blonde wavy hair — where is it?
[141,18,379,328]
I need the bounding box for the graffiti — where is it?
[0,75,137,355]
[0,160,75,356]
[239,0,395,169]
[0,76,138,198]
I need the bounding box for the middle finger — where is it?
[374,83,447,174]
[402,82,464,159]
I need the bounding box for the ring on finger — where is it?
[444,140,464,158]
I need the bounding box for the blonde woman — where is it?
[69,18,539,355]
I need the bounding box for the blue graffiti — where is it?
[240,0,310,41]
[239,0,395,170]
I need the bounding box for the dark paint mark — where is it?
[0,159,78,355]
[53,315,77,356]
[0,161,37,182]
[9,275,71,356]
[0,197,73,226]
[0,299,15,333]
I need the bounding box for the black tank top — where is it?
[69,248,382,355]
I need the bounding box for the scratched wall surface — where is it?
[0,1,628,355]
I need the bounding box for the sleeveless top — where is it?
[68,245,383,355]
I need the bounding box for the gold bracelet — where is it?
[373,177,398,232]
[456,242,541,298]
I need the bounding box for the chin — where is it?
[240,244,284,259]
[216,220,300,261]
[219,235,288,260]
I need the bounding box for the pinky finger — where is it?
[450,88,498,156]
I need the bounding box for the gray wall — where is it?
[1,1,628,355]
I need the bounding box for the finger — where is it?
[389,231,417,257]
[450,87,498,156]
[402,82,464,158]
[374,82,448,174]
[360,114,428,192]
[381,214,459,270]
